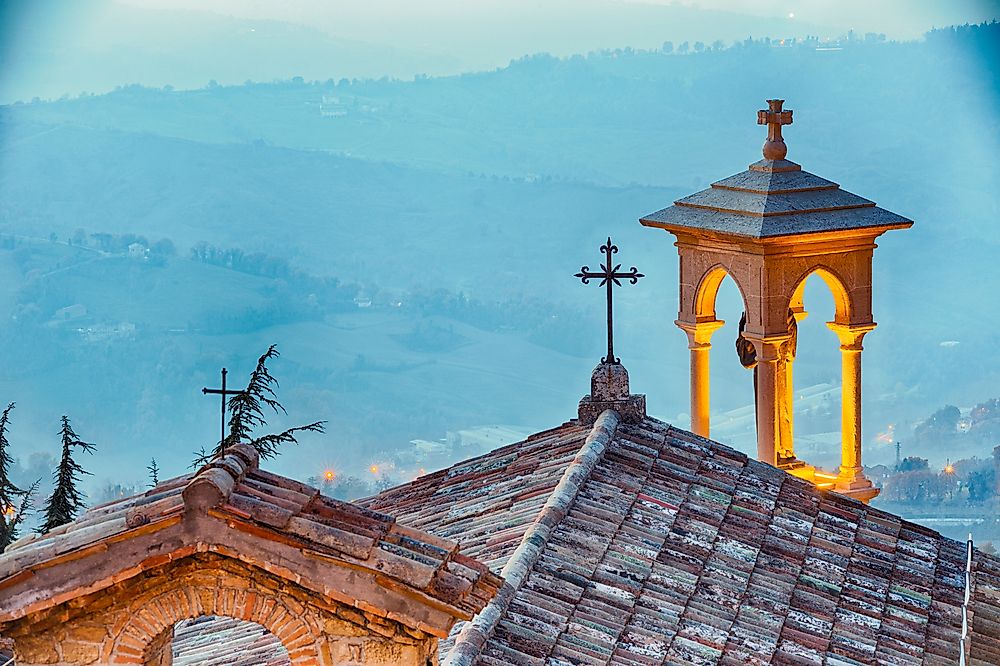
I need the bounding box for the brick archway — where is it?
[103,570,323,665]
[3,552,452,665]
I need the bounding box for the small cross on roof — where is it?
[575,237,644,365]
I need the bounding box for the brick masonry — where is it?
[3,553,437,666]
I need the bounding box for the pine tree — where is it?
[0,402,26,550]
[194,345,325,466]
[40,416,96,533]
[2,480,38,551]
[147,458,159,487]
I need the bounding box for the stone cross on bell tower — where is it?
[758,98,793,160]
[640,99,913,503]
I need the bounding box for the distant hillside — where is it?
[5,27,997,192]
[0,1,460,104]
[0,239,606,491]
[0,122,679,294]
[0,0,849,103]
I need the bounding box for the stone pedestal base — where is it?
[578,393,646,425]
[835,476,880,503]
[577,361,646,424]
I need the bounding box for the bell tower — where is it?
[640,99,912,502]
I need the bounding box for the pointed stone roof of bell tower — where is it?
[641,99,913,239]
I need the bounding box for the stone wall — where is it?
[3,554,437,666]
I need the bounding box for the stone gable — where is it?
[0,443,501,665]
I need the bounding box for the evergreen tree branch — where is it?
[190,446,211,469]
[250,421,326,460]
[200,345,324,463]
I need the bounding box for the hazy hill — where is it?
[0,239,602,490]
[0,121,681,292]
[6,30,997,192]
[0,1,460,104]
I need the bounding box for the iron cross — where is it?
[575,237,644,365]
[202,368,247,448]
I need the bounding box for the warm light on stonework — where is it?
[641,99,912,504]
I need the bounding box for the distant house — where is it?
[80,322,136,342]
[447,425,533,453]
[354,295,372,308]
[127,242,147,259]
[53,304,87,321]
[320,95,348,117]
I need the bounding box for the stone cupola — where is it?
[639,99,912,502]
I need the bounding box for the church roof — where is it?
[0,443,502,638]
[363,408,1000,665]
[640,102,913,240]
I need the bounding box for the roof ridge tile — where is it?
[444,409,622,666]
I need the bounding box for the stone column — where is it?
[746,334,793,467]
[777,345,794,461]
[827,323,876,485]
[676,319,725,438]
[779,311,807,463]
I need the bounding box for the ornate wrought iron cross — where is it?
[202,368,247,447]
[575,237,644,365]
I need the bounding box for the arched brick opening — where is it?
[103,571,324,665]
[149,615,291,666]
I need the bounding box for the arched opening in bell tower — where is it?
[683,264,758,453]
[787,268,853,472]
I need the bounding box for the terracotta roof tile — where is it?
[0,443,501,638]
[363,411,1000,665]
